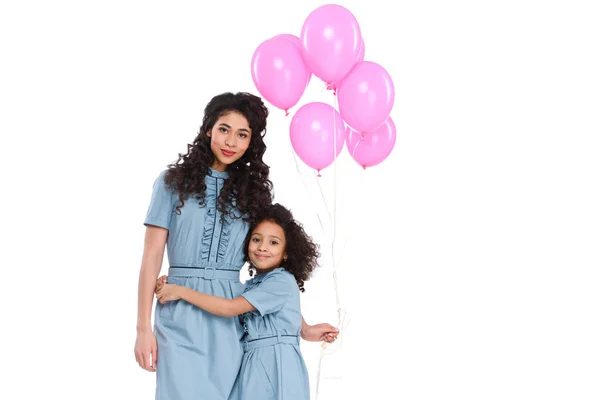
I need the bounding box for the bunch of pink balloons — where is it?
[251,4,396,172]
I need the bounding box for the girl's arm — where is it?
[300,316,340,342]
[157,278,339,342]
[157,284,255,318]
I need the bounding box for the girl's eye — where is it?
[270,241,279,246]
[252,237,260,242]
[220,127,228,133]
[238,133,248,139]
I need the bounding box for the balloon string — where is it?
[331,90,341,325]
[316,144,368,397]
[289,120,339,400]
[287,142,331,237]
[287,86,350,400]
[314,88,347,400]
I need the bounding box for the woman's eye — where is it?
[220,127,228,133]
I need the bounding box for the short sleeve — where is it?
[143,171,175,230]
[242,270,292,316]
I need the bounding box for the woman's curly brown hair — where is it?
[163,92,273,221]
[244,203,320,292]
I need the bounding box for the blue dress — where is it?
[145,168,249,400]
[230,268,310,400]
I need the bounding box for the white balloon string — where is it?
[287,84,353,400]
[287,141,331,238]
[314,87,348,400]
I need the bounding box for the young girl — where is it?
[133,92,338,400]
[155,203,323,400]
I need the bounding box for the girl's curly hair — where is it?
[163,92,273,221]
[244,203,320,292]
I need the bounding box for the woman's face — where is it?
[208,111,252,171]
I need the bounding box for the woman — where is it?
[133,92,339,400]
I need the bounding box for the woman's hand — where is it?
[134,329,157,372]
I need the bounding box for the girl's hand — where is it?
[156,283,182,304]
[155,275,168,293]
[301,323,340,343]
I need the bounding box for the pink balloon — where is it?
[326,38,365,92]
[346,117,396,168]
[357,38,365,62]
[290,102,345,172]
[300,4,362,85]
[251,37,310,114]
[337,61,395,133]
[272,33,312,90]
[272,33,302,50]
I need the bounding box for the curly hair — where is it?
[244,203,320,292]
[163,92,273,221]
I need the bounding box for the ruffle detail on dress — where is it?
[216,214,232,263]
[200,176,219,261]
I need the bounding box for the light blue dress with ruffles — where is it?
[145,168,249,400]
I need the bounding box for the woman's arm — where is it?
[134,226,168,371]
[137,226,167,330]
[157,284,255,318]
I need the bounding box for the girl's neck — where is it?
[255,266,281,275]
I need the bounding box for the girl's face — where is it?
[248,220,287,272]
[208,111,252,171]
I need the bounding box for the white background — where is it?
[1,1,599,399]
